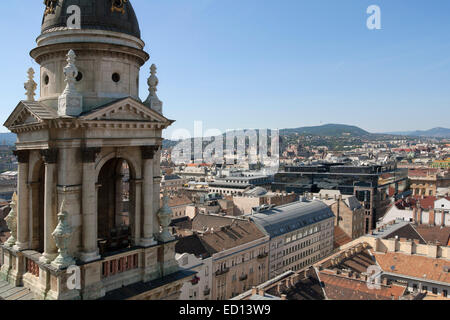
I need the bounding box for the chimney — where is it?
[418,207,423,225]
[429,209,436,226]
[281,294,287,300]
[258,288,265,296]
[252,286,257,296]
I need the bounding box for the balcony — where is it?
[203,288,211,296]
[257,252,268,260]
[239,274,248,282]
[215,267,229,276]
[190,276,200,286]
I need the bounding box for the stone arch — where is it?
[96,156,137,256]
[95,150,140,180]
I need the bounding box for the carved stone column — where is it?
[140,146,159,247]
[129,178,142,246]
[152,146,162,236]
[12,150,30,250]
[39,148,58,264]
[80,147,101,262]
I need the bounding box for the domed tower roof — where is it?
[41,0,141,38]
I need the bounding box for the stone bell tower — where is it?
[0,0,192,300]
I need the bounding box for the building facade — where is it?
[250,200,335,278]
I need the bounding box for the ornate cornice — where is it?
[81,147,101,163]
[40,148,58,164]
[13,150,30,164]
[141,146,160,160]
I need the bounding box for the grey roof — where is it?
[343,196,362,210]
[250,200,335,238]
[21,101,58,120]
[41,0,141,38]
[163,174,182,181]
[244,187,268,197]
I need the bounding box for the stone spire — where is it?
[51,200,75,269]
[144,64,163,114]
[157,189,175,242]
[4,193,18,247]
[58,49,83,117]
[24,68,37,102]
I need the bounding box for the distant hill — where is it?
[0,133,16,145]
[385,127,450,138]
[280,124,370,137]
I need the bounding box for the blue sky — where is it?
[1,0,450,137]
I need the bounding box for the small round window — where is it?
[112,73,121,83]
[76,71,83,82]
[44,75,49,85]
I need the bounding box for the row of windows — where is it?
[217,248,268,272]
[284,220,333,244]
[42,72,122,85]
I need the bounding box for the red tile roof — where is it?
[373,252,450,284]
[319,270,406,300]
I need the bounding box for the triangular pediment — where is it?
[4,101,57,129]
[79,97,172,124]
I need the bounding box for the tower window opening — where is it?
[44,74,49,85]
[76,72,83,82]
[112,73,121,83]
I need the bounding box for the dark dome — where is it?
[41,0,141,38]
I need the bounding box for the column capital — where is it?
[81,147,101,163]
[13,150,30,163]
[141,145,161,160]
[40,148,58,164]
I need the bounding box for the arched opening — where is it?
[30,161,45,253]
[97,158,133,255]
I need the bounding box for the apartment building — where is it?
[174,214,270,300]
[249,200,335,278]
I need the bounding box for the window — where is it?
[112,73,121,83]
[76,71,83,82]
[443,290,448,298]
[432,288,438,295]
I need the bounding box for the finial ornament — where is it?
[157,189,175,242]
[24,68,37,102]
[4,193,18,247]
[144,64,163,114]
[58,50,83,117]
[51,200,75,269]
[148,64,159,97]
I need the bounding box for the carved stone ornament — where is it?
[81,147,101,163]
[157,190,175,243]
[4,193,18,247]
[40,148,58,164]
[24,68,37,102]
[44,0,58,16]
[111,0,128,14]
[58,50,83,117]
[13,150,30,164]
[51,200,76,269]
[141,145,160,160]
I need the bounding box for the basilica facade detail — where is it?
[0,0,191,300]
